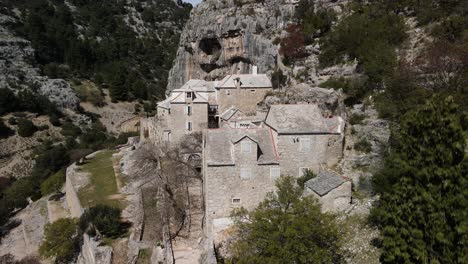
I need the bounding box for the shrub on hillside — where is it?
[279,24,307,65]
[60,122,82,137]
[32,142,70,180]
[0,254,41,264]
[271,68,287,89]
[8,117,17,125]
[40,170,65,196]
[0,120,14,139]
[2,177,39,211]
[40,218,81,263]
[349,113,365,125]
[296,169,316,189]
[354,138,372,153]
[0,177,12,195]
[319,3,406,86]
[17,119,37,137]
[295,0,336,43]
[0,88,18,115]
[79,205,128,238]
[319,76,367,106]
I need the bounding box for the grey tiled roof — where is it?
[265,104,342,134]
[220,107,240,121]
[205,128,279,166]
[173,79,216,92]
[157,98,171,109]
[216,74,272,89]
[305,171,345,196]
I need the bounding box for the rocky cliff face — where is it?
[167,0,350,92]
[167,0,292,91]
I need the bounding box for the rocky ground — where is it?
[339,103,391,191]
[79,87,139,135]
[341,198,381,264]
[0,197,50,262]
[0,114,63,178]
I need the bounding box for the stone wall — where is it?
[65,163,86,218]
[77,234,112,264]
[169,103,208,142]
[217,87,272,114]
[140,117,166,144]
[305,181,352,212]
[118,116,141,133]
[204,163,277,225]
[326,134,344,166]
[275,133,330,176]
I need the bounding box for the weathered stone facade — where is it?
[217,86,272,114]
[274,133,330,175]
[143,74,273,144]
[167,102,209,142]
[204,164,279,223]
[203,104,347,228]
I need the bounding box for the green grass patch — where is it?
[137,248,152,264]
[78,150,123,208]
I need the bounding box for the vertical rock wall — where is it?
[166,0,297,92]
[166,0,351,92]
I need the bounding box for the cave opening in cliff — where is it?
[200,63,219,73]
[229,56,251,65]
[199,38,221,55]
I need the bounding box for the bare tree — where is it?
[415,41,467,93]
[132,134,202,263]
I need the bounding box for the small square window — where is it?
[186,92,193,99]
[270,167,280,181]
[300,138,311,152]
[163,131,171,142]
[240,168,251,180]
[241,141,251,153]
[232,198,241,204]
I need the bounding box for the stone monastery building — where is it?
[141,72,350,230]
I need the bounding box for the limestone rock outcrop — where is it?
[167,0,351,92]
[0,14,80,110]
[264,83,346,117]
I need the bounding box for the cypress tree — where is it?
[372,96,467,264]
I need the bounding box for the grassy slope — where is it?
[78,150,123,208]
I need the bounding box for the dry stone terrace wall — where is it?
[65,163,87,218]
[76,234,112,264]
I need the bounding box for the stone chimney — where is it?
[252,65,258,75]
[234,77,241,89]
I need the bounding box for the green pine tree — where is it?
[372,96,467,264]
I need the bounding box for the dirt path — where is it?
[172,178,205,264]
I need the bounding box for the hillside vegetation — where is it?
[1,0,191,102]
[287,0,467,119]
